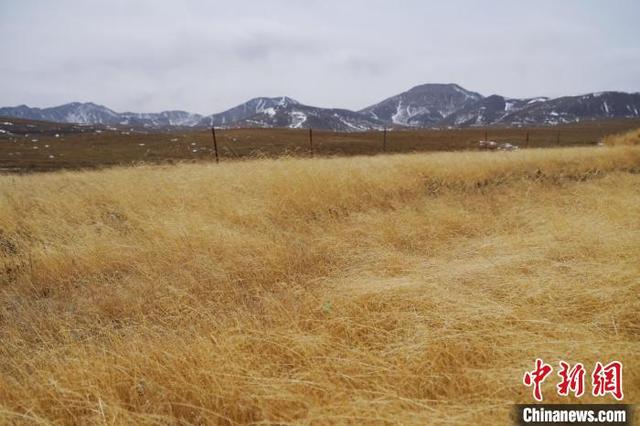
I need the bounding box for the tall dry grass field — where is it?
[602,127,640,146]
[1,146,639,424]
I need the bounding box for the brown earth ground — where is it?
[1,117,639,172]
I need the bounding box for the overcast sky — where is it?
[1,0,639,114]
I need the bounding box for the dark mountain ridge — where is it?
[2,85,639,131]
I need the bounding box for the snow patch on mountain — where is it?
[289,111,307,128]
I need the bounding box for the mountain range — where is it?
[2,84,639,132]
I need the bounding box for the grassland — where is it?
[2,117,640,172]
[602,127,640,146]
[1,144,639,424]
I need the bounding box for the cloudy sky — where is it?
[1,0,639,114]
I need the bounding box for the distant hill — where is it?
[2,85,639,131]
[440,92,640,127]
[224,98,387,131]
[359,83,483,126]
[0,102,203,129]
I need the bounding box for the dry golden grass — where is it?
[601,127,640,146]
[1,146,639,424]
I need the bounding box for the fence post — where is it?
[211,127,219,163]
[309,128,313,156]
[526,131,530,148]
[484,130,488,141]
[383,128,387,152]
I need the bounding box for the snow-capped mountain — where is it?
[359,83,483,126]
[230,101,386,131]
[197,97,300,127]
[120,110,204,127]
[1,86,639,131]
[439,95,549,126]
[0,103,203,128]
[0,102,121,125]
[0,98,384,132]
[500,92,640,125]
[360,85,640,128]
[440,91,640,127]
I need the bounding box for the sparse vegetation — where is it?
[2,117,640,172]
[1,145,639,424]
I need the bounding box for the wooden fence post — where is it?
[383,128,387,152]
[526,131,530,148]
[211,127,219,163]
[309,128,313,156]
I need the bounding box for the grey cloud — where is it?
[1,0,639,113]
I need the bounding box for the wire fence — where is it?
[204,126,600,162]
[0,121,628,173]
